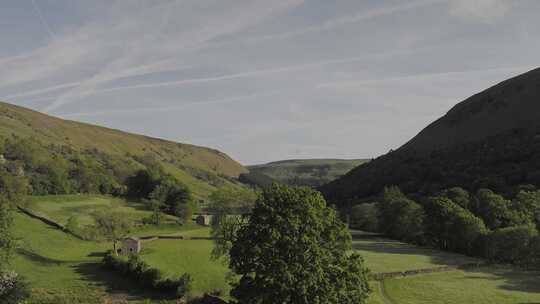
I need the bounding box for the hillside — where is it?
[247,159,368,187]
[0,101,247,198]
[321,67,540,206]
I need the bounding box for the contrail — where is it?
[31,0,57,41]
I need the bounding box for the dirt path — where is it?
[377,280,396,304]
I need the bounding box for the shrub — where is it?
[101,252,192,295]
[0,270,30,304]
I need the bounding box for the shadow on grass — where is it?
[16,248,65,265]
[462,266,540,295]
[351,231,478,268]
[72,262,177,301]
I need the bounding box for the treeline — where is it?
[351,186,540,268]
[322,128,540,209]
[0,135,194,219]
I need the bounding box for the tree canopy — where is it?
[229,184,370,304]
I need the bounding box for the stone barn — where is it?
[196,214,213,226]
[120,237,141,255]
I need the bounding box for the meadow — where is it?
[10,195,228,303]
[10,195,540,303]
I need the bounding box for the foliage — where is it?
[485,224,539,265]
[424,196,487,255]
[92,211,133,254]
[248,159,367,188]
[350,203,379,232]
[209,187,257,261]
[229,184,371,304]
[378,186,424,243]
[0,270,30,304]
[472,189,527,230]
[321,128,540,210]
[102,252,193,298]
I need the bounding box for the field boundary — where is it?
[371,262,486,280]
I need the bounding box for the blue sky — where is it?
[1,0,539,164]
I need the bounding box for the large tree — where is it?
[92,211,133,255]
[229,184,371,304]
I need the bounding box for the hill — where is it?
[247,158,368,187]
[0,101,247,199]
[321,67,540,207]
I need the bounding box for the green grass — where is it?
[351,231,480,273]
[383,267,540,304]
[23,195,205,236]
[248,158,368,187]
[140,239,229,297]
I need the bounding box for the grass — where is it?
[10,195,219,303]
[383,267,540,304]
[0,101,248,199]
[23,195,203,236]
[351,231,480,273]
[248,158,368,187]
[140,239,229,297]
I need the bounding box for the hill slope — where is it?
[0,101,247,198]
[321,67,540,206]
[248,159,368,187]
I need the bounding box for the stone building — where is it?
[120,237,141,255]
[196,214,213,226]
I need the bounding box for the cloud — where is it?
[450,0,510,22]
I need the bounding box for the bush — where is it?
[101,252,192,295]
[0,270,30,304]
[485,224,539,265]
[350,203,379,232]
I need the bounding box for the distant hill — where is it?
[321,67,540,207]
[0,101,247,198]
[247,159,368,187]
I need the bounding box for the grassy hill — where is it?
[321,67,540,205]
[0,101,247,199]
[247,159,368,187]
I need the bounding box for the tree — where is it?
[485,224,538,264]
[473,189,526,230]
[208,187,256,262]
[440,187,470,209]
[350,203,379,232]
[229,184,371,304]
[92,211,133,255]
[424,196,487,254]
[378,186,424,242]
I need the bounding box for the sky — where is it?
[0,0,539,165]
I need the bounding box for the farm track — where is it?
[377,280,395,304]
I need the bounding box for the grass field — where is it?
[383,267,540,304]
[10,195,223,303]
[351,231,480,273]
[140,239,229,297]
[23,195,204,235]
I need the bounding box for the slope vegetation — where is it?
[321,67,540,205]
[0,102,247,198]
[248,159,368,187]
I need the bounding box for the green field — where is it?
[140,240,229,297]
[353,231,540,304]
[10,195,225,303]
[248,158,368,187]
[351,231,480,273]
[10,196,540,303]
[383,267,540,304]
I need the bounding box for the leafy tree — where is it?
[485,224,538,265]
[229,184,371,304]
[92,211,133,255]
[208,187,256,261]
[350,203,379,232]
[440,187,470,209]
[473,189,526,229]
[424,196,487,254]
[378,186,424,242]
[512,190,540,229]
